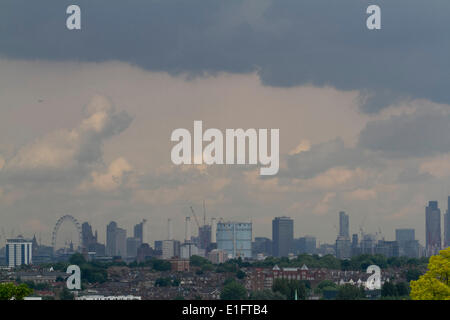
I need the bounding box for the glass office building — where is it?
[216,222,252,259]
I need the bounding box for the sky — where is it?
[1,1,450,247]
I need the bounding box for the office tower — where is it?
[115,227,127,258]
[351,234,359,248]
[252,237,272,257]
[395,229,419,258]
[351,233,360,256]
[375,241,399,258]
[106,221,127,258]
[294,236,316,255]
[445,196,450,248]
[426,201,441,256]
[6,236,33,267]
[82,222,98,251]
[133,219,147,246]
[272,217,294,257]
[154,240,163,252]
[126,237,141,259]
[198,225,212,250]
[217,222,252,259]
[335,236,351,259]
[339,211,350,238]
[396,229,415,243]
[106,221,118,257]
[162,240,180,259]
[360,234,376,255]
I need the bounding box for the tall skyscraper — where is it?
[106,221,118,257]
[133,219,147,246]
[106,221,127,258]
[217,222,252,259]
[272,217,294,257]
[445,196,450,248]
[339,211,349,238]
[426,201,441,256]
[82,222,97,251]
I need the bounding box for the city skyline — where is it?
[2,196,449,254]
[3,2,450,250]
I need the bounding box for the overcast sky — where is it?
[1,1,450,247]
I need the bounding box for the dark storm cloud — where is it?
[284,138,375,179]
[1,0,450,112]
[358,110,450,158]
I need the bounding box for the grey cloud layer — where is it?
[1,0,450,112]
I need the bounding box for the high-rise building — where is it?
[198,225,212,250]
[445,196,450,248]
[82,222,97,251]
[375,240,399,258]
[126,237,141,259]
[339,211,350,238]
[115,228,127,258]
[217,222,252,259]
[162,240,180,260]
[106,221,127,258]
[272,217,294,257]
[351,233,360,256]
[106,221,118,257]
[6,236,33,268]
[426,201,441,256]
[252,237,272,257]
[335,236,351,259]
[360,234,376,255]
[82,222,105,256]
[396,229,415,243]
[395,228,419,258]
[133,219,147,246]
[294,236,316,255]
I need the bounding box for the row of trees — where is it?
[252,254,429,271]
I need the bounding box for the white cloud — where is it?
[79,157,133,192]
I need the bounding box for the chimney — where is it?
[211,218,217,243]
[185,216,191,243]
[167,218,173,240]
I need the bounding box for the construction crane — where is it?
[190,206,201,229]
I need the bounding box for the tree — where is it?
[152,259,171,271]
[69,253,86,265]
[190,255,210,267]
[336,284,366,300]
[405,269,423,282]
[0,283,33,300]
[236,270,246,279]
[220,281,247,300]
[272,279,308,300]
[381,281,397,297]
[410,247,450,300]
[60,288,75,300]
[249,290,286,300]
[395,282,409,297]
